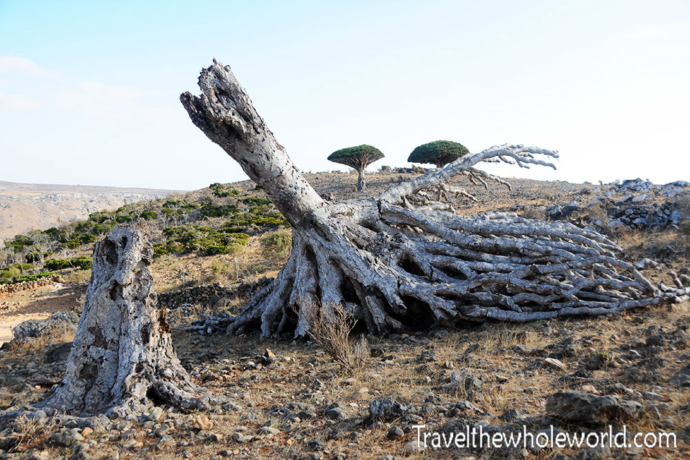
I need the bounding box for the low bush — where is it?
[156,225,249,257]
[0,268,56,285]
[211,183,240,198]
[240,197,271,206]
[44,256,92,271]
[4,235,34,253]
[260,230,292,258]
[25,252,42,263]
[199,203,239,218]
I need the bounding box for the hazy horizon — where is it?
[1,1,689,190]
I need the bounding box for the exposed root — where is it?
[223,146,688,338]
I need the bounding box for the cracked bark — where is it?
[181,60,688,338]
[39,223,216,416]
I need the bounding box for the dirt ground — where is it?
[0,284,84,345]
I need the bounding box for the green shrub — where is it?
[115,214,133,223]
[44,257,92,271]
[211,185,240,198]
[240,197,271,206]
[43,227,67,242]
[140,210,158,220]
[199,203,239,218]
[4,235,34,253]
[156,225,249,258]
[0,267,21,284]
[260,231,293,258]
[0,270,57,285]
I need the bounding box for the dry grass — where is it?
[587,202,613,235]
[61,269,91,285]
[300,301,368,372]
[520,206,545,220]
[10,414,60,452]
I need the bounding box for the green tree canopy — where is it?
[328,145,385,191]
[408,140,469,168]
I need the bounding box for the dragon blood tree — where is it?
[181,60,687,339]
[327,144,385,192]
[408,140,470,168]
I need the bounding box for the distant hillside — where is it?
[0,181,182,242]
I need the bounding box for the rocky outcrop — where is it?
[607,200,680,230]
[546,391,642,425]
[9,311,79,345]
[158,277,272,309]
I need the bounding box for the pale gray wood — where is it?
[182,60,685,339]
[40,224,216,416]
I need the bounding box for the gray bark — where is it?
[181,61,688,339]
[39,223,216,416]
[357,168,366,192]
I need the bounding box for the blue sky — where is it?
[1,0,688,190]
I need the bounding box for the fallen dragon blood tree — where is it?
[181,60,688,339]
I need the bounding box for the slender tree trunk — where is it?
[357,168,366,191]
[40,223,216,416]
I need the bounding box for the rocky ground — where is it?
[0,171,688,459]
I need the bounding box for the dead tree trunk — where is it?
[39,223,215,416]
[181,60,689,338]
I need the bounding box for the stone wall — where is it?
[158,277,273,309]
[0,275,61,297]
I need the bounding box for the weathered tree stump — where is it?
[40,223,215,416]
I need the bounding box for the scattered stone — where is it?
[546,392,642,424]
[501,408,526,421]
[191,415,214,431]
[258,426,280,436]
[49,428,84,446]
[512,344,533,355]
[581,385,599,394]
[369,398,408,422]
[448,370,483,390]
[403,441,423,454]
[147,406,165,423]
[262,348,276,365]
[153,434,174,451]
[387,426,404,439]
[324,402,347,420]
[543,358,566,371]
[232,433,254,443]
[308,439,325,451]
